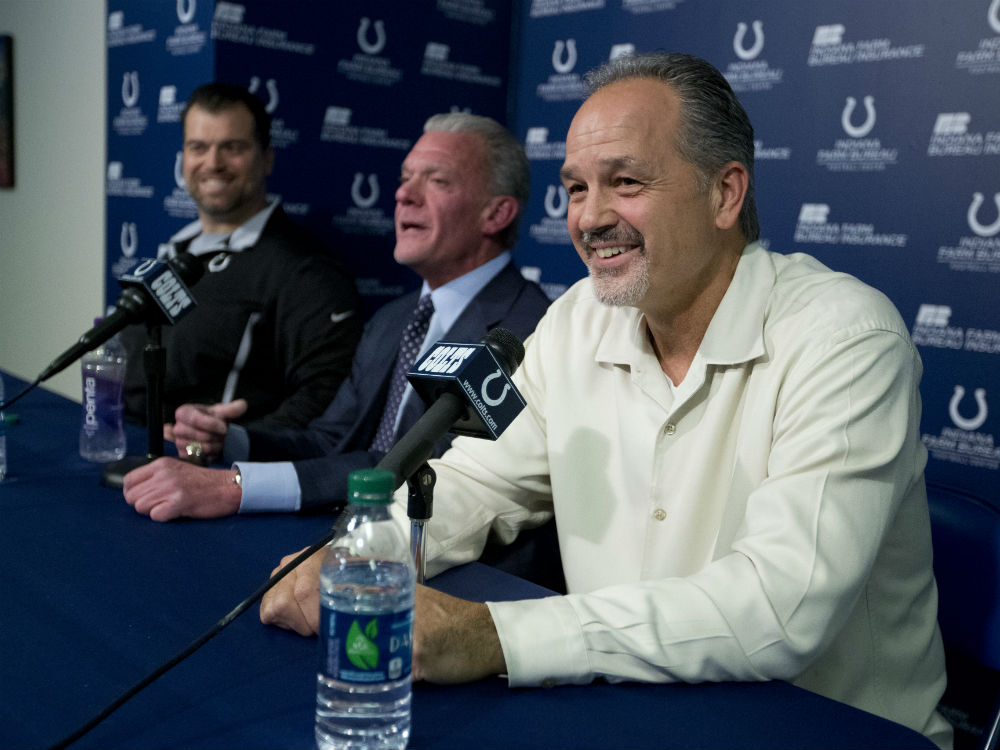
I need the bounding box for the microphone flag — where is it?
[406,340,526,439]
[117,257,197,326]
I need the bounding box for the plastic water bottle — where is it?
[79,326,127,463]
[0,372,7,481]
[316,468,415,750]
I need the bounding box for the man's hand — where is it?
[259,546,324,636]
[412,585,506,683]
[165,399,248,463]
[259,553,507,684]
[122,457,242,521]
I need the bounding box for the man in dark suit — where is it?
[121,83,362,432]
[122,112,551,521]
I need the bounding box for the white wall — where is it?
[0,0,107,401]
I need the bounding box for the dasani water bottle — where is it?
[316,468,415,750]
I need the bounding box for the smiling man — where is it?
[183,99,273,231]
[120,82,362,435]
[259,53,952,748]
[121,112,551,522]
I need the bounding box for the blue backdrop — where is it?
[106,0,512,318]
[106,0,999,507]
[510,0,1000,507]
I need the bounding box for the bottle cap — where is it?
[347,468,395,505]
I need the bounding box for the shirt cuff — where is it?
[224,424,250,462]
[487,596,591,687]
[235,461,302,513]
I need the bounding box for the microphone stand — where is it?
[406,463,436,583]
[101,323,167,488]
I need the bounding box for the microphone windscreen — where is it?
[167,252,205,287]
[483,327,524,376]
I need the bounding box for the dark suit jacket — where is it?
[245,261,552,509]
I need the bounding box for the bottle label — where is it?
[319,607,413,684]
[81,368,125,437]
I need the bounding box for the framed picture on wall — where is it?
[0,34,13,188]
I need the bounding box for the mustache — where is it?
[581,226,645,248]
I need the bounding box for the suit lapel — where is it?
[394,263,524,436]
[440,262,523,341]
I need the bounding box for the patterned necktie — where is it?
[370,294,435,453]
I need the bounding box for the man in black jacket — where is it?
[121,83,362,432]
[122,112,551,521]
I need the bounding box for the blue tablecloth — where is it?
[0,374,936,749]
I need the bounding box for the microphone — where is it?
[39,253,204,382]
[375,327,527,488]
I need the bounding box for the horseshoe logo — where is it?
[841,95,876,138]
[249,77,280,114]
[544,185,568,218]
[176,0,196,24]
[733,21,765,61]
[265,79,279,113]
[357,17,386,55]
[208,253,231,273]
[120,222,138,257]
[990,0,1000,34]
[481,369,511,407]
[174,151,185,188]
[121,71,139,108]
[552,39,577,74]
[351,173,380,208]
[132,258,158,277]
[967,192,1000,237]
[949,385,988,431]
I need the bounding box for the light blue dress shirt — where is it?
[234,251,513,513]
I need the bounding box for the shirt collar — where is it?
[594,242,771,369]
[158,199,279,259]
[421,251,512,336]
[698,241,771,366]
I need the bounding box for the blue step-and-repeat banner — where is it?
[107,0,999,506]
[511,0,1000,507]
[106,0,512,318]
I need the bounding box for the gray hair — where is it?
[584,52,760,242]
[423,112,530,249]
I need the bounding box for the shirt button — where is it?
[653,508,667,521]
[664,423,676,435]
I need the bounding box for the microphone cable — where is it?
[0,375,41,412]
[47,327,526,748]
[47,527,338,750]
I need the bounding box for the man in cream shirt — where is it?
[260,53,952,748]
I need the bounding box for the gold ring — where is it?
[185,441,203,460]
